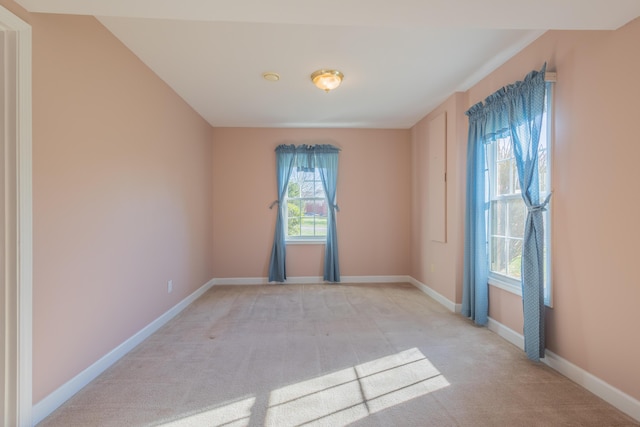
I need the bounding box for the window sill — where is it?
[286,239,326,245]
[488,275,522,297]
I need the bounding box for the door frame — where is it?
[1,5,32,427]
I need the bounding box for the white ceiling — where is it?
[15,0,640,128]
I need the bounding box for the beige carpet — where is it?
[38,283,639,426]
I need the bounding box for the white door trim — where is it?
[0,6,32,427]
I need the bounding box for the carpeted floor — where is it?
[38,283,639,426]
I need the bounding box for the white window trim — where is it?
[286,238,326,245]
[1,7,33,426]
[488,273,523,297]
[543,80,554,308]
[283,166,331,243]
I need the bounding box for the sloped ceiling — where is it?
[15,0,640,128]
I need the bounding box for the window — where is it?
[285,167,328,241]
[487,83,553,305]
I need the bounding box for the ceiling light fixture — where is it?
[311,69,344,92]
[262,72,280,82]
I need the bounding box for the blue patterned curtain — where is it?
[315,145,341,282]
[268,145,297,282]
[462,65,548,360]
[268,144,341,283]
[507,67,548,361]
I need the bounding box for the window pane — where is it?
[315,199,328,216]
[538,148,548,193]
[314,170,325,197]
[507,199,525,239]
[287,199,302,238]
[491,200,506,236]
[288,217,301,237]
[491,237,506,276]
[507,238,523,279]
[538,131,547,151]
[496,138,512,161]
[287,200,302,217]
[315,218,327,237]
[301,210,320,236]
[315,200,328,235]
[300,179,314,197]
[300,215,314,236]
[302,200,313,216]
[315,219,327,236]
[512,161,521,194]
[287,180,300,198]
[497,161,510,195]
[285,167,330,240]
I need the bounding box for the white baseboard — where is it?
[32,278,216,425]
[212,275,411,286]
[406,277,461,313]
[212,277,271,285]
[543,350,640,422]
[342,275,412,284]
[487,317,525,350]
[487,317,640,422]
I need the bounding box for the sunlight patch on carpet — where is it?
[265,348,449,426]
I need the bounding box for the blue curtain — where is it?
[268,144,341,283]
[462,65,548,360]
[268,145,297,282]
[462,103,490,326]
[508,67,548,361]
[315,145,341,282]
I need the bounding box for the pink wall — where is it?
[4,0,639,411]
[212,128,411,279]
[419,18,640,401]
[410,92,467,303]
[0,3,215,402]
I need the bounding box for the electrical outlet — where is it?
[168,280,173,293]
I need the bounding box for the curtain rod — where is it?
[545,72,557,82]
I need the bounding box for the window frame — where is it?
[487,82,554,307]
[284,166,329,244]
